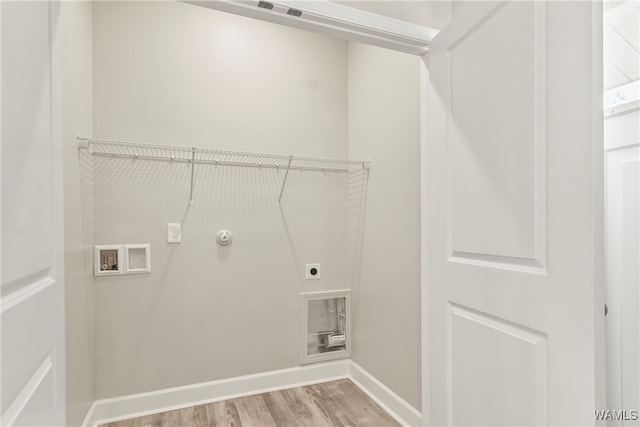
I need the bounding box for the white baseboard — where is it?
[349,361,422,427]
[82,359,421,427]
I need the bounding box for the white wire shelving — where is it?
[77,136,371,208]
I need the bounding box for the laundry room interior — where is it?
[61,1,445,425]
[2,0,638,426]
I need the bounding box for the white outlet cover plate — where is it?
[167,223,181,243]
[305,263,321,280]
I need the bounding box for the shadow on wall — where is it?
[348,167,370,291]
[78,148,97,364]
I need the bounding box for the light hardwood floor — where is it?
[99,379,401,427]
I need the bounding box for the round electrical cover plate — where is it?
[217,230,232,246]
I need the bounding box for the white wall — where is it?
[76,0,442,410]
[346,2,449,411]
[347,42,422,410]
[90,1,349,399]
[92,1,347,157]
[60,2,95,425]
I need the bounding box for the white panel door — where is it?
[425,1,604,425]
[1,1,65,426]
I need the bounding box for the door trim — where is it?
[182,0,439,55]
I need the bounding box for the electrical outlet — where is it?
[305,263,321,280]
[167,223,181,243]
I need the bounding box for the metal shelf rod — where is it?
[277,156,293,209]
[189,147,196,207]
[77,136,368,167]
[78,136,370,207]
[89,152,353,173]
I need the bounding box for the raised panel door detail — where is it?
[447,1,546,272]
[1,1,64,425]
[2,352,56,427]
[1,283,57,420]
[449,303,547,426]
[1,0,54,286]
[427,1,603,424]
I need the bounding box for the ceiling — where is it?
[189,0,637,91]
[332,0,450,29]
[334,0,638,89]
[604,0,639,90]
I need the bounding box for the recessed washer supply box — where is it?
[94,244,151,276]
[301,290,350,364]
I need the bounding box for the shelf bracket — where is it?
[277,156,293,208]
[189,147,196,207]
[77,136,90,150]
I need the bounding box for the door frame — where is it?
[181,0,439,55]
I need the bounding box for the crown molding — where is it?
[183,0,438,55]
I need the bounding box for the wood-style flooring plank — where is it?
[100,379,401,427]
[261,389,307,426]
[203,400,242,427]
[234,394,278,427]
[338,380,393,427]
[306,381,356,427]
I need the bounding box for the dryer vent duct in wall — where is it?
[257,1,302,18]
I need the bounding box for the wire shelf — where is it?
[77,136,370,208]
[77,137,370,172]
